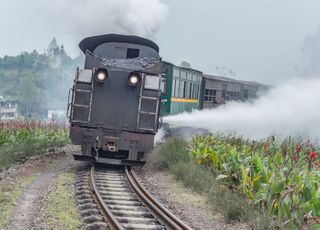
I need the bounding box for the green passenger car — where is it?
[160,61,203,116]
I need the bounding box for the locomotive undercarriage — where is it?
[70,126,154,165]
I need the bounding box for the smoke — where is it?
[42,0,168,41]
[164,78,320,140]
[154,128,166,146]
[300,27,320,77]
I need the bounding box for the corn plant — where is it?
[0,120,70,171]
[0,120,69,147]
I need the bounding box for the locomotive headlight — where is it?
[95,68,108,82]
[97,72,106,81]
[128,72,141,86]
[129,75,139,84]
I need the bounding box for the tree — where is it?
[17,75,45,117]
[47,38,60,56]
[60,45,66,57]
[0,40,81,119]
[180,61,192,68]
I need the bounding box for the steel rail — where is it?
[125,167,192,230]
[90,165,124,230]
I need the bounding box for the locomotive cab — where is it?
[68,34,161,165]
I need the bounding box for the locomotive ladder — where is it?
[69,69,94,123]
[137,75,160,132]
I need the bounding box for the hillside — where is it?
[0,39,83,118]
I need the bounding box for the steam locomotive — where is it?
[68,34,162,165]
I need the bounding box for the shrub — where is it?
[154,137,190,170]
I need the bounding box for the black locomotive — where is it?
[68,34,162,165]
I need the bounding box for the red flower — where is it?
[311,152,317,161]
[295,145,301,153]
[307,149,311,155]
[292,156,299,161]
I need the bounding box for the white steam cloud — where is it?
[164,78,320,140]
[300,27,320,76]
[42,0,168,40]
[154,128,166,146]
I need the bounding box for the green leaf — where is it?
[254,191,267,204]
[252,155,263,173]
[271,177,285,194]
[302,179,313,202]
[261,167,269,183]
[211,150,219,168]
[273,151,283,165]
[241,164,247,193]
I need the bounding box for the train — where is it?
[68,34,267,165]
[68,34,162,165]
[160,61,267,115]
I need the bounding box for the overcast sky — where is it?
[1,0,320,84]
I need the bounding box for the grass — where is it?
[46,171,82,230]
[0,139,69,172]
[0,176,36,229]
[154,138,274,229]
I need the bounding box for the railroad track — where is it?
[90,165,191,230]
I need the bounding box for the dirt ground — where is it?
[1,145,81,230]
[133,150,250,230]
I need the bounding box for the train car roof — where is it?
[79,34,159,54]
[204,74,268,88]
[180,66,203,75]
[162,61,203,74]
[204,74,240,83]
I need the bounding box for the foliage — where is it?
[154,137,190,170]
[191,134,320,228]
[0,39,83,118]
[0,120,70,171]
[154,138,273,227]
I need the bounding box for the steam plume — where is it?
[300,27,320,77]
[164,78,320,140]
[42,0,168,40]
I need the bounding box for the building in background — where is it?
[0,96,18,120]
[47,109,67,123]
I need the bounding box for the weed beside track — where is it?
[47,171,82,229]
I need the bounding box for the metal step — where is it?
[73,104,90,108]
[75,89,91,93]
[138,111,157,115]
[140,96,158,100]
[138,128,155,132]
